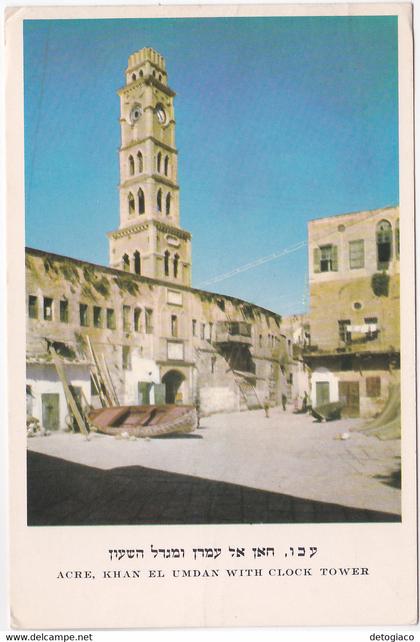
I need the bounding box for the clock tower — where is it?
[108,47,192,286]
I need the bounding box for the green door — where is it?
[41,393,60,431]
[138,382,152,404]
[154,383,166,405]
[316,381,330,407]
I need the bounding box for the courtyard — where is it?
[27,407,401,525]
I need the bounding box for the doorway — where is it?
[41,393,60,431]
[338,381,360,417]
[161,370,185,404]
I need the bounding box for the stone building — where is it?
[303,206,400,418]
[281,313,311,406]
[26,47,289,431]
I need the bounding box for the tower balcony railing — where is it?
[214,321,252,346]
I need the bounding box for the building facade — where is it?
[304,206,400,418]
[26,48,289,431]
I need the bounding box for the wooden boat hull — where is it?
[312,401,343,422]
[88,404,197,438]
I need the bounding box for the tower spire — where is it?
[108,48,191,286]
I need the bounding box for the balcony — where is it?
[214,321,252,346]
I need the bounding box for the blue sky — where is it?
[24,16,398,314]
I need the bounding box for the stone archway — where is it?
[162,370,185,404]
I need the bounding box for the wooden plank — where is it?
[50,347,89,436]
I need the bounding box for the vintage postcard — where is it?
[5,2,417,629]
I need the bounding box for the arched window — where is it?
[159,74,162,82]
[376,220,392,269]
[131,73,136,81]
[157,189,162,212]
[134,251,141,275]
[157,152,162,173]
[164,155,169,176]
[122,254,130,272]
[165,193,171,216]
[138,188,145,215]
[395,219,400,259]
[137,151,143,173]
[173,254,179,278]
[164,250,170,276]
[140,70,144,77]
[128,193,135,216]
[128,155,135,176]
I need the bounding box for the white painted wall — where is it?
[310,367,339,408]
[26,363,91,430]
[122,354,160,404]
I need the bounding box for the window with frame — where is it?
[93,306,102,328]
[366,376,381,397]
[44,297,53,321]
[79,303,88,327]
[60,299,69,323]
[28,295,38,319]
[314,244,338,273]
[201,323,206,340]
[106,308,116,330]
[338,319,351,343]
[349,240,365,269]
[192,319,197,336]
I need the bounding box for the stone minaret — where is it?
[108,47,192,286]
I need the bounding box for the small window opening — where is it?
[79,303,88,327]
[106,308,116,330]
[377,220,392,269]
[122,346,131,370]
[93,306,102,328]
[28,295,38,319]
[145,308,153,334]
[134,308,141,332]
[157,153,162,173]
[157,189,162,212]
[164,250,170,276]
[173,254,179,278]
[128,155,135,176]
[44,297,53,321]
[164,156,169,176]
[60,299,69,323]
[137,151,143,173]
[123,305,131,332]
[171,314,178,337]
[128,193,135,216]
[134,251,141,275]
[166,193,171,216]
[138,188,145,215]
[122,254,130,272]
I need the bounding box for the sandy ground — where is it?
[27,406,401,515]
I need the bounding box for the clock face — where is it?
[130,104,143,124]
[155,104,166,124]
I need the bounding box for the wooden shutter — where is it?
[331,245,338,271]
[313,248,321,273]
[366,376,381,397]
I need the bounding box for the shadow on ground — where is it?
[27,451,400,526]
[373,460,401,489]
